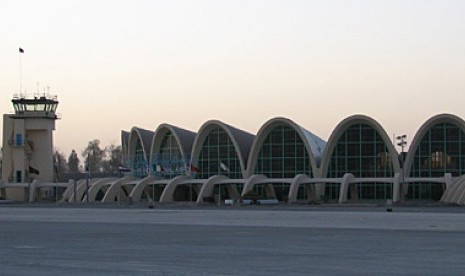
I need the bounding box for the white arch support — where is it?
[85,178,119,202]
[102,177,132,203]
[288,174,311,203]
[129,176,155,203]
[454,177,465,205]
[71,178,102,203]
[225,184,241,201]
[445,173,453,191]
[60,180,76,202]
[196,175,228,204]
[241,174,268,197]
[64,179,87,203]
[338,173,354,203]
[159,175,192,203]
[444,176,464,203]
[28,180,39,202]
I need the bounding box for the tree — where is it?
[105,143,123,173]
[54,149,68,175]
[68,149,80,173]
[82,139,106,173]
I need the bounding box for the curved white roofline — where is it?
[191,120,253,178]
[320,114,400,177]
[246,117,325,178]
[404,113,465,177]
[149,123,195,167]
[128,127,153,167]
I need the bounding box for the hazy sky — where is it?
[1,0,465,156]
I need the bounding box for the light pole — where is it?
[396,135,407,201]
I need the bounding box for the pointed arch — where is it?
[404,114,465,200]
[128,127,153,178]
[247,117,325,178]
[190,120,254,179]
[149,124,196,179]
[320,115,400,201]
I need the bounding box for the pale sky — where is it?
[1,0,465,157]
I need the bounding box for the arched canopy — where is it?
[149,124,196,178]
[128,127,154,178]
[404,113,465,178]
[247,117,326,178]
[191,120,254,179]
[320,115,400,178]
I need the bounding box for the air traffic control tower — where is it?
[2,94,60,201]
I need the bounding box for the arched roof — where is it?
[320,114,400,176]
[404,113,465,177]
[191,120,255,177]
[149,123,196,165]
[128,127,154,165]
[246,117,326,177]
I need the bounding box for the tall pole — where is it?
[86,152,90,203]
[19,47,23,93]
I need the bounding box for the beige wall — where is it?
[2,114,56,185]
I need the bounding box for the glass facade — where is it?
[152,132,186,179]
[197,127,243,180]
[326,124,394,201]
[132,139,147,178]
[254,126,312,200]
[408,122,465,200]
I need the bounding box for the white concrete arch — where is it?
[338,173,355,203]
[71,178,101,202]
[62,179,88,202]
[404,113,465,178]
[127,127,154,174]
[102,177,132,203]
[246,117,325,178]
[320,114,401,179]
[288,174,313,203]
[149,124,195,166]
[129,175,155,203]
[441,174,465,204]
[61,180,79,202]
[196,175,228,204]
[85,178,119,202]
[159,175,193,203]
[190,120,253,179]
[241,174,269,197]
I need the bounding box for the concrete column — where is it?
[392,173,401,203]
[338,173,354,203]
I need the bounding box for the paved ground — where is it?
[1,204,465,275]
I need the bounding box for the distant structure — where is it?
[1,93,60,201]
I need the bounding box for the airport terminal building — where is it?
[3,96,465,205]
[110,113,465,205]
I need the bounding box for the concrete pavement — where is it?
[0,206,464,275]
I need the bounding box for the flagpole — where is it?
[19,48,22,93]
